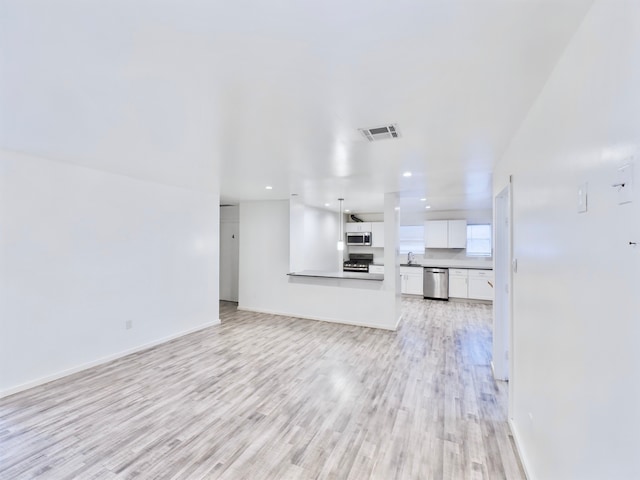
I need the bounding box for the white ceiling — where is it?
[0,0,594,214]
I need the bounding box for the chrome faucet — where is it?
[407,252,415,265]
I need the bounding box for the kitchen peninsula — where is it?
[288,270,383,281]
[236,197,401,331]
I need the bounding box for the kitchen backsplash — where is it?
[400,249,493,265]
[348,246,384,264]
[352,247,492,267]
[424,248,492,262]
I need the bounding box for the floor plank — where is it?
[0,298,525,479]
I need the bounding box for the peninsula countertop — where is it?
[288,270,384,281]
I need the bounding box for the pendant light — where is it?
[337,198,345,251]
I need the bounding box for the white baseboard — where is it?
[491,360,509,382]
[236,306,398,331]
[0,319,220,399]
[394,313,403,330]
[509,417,534,480]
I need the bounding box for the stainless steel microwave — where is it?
[346,232,372,246]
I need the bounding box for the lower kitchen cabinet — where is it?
[448,268,494,300]
[405,274,423,295]
[399,266,493,298]
[368,264,384,275]
[448,269,469,298]
[400,267,423,295]
[468,269,494,300]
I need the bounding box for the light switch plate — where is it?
[577,182,588,213]
[617,163,633,205]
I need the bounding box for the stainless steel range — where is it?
[343,253,374,272]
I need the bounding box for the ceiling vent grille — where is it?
[359,124,400,142]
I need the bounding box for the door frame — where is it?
[493,183,513,386]
[220,206,240,303]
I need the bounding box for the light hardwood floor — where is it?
[0,298,524,479]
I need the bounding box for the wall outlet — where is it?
[125,320,133,330]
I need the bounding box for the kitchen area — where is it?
[340,215,494,302]
[227,197,492,332]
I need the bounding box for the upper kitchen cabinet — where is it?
[424,220,467,249]
[346,222,372,233]
[447,220,467,248]
[371,222,384,248]
[424,220,448,248]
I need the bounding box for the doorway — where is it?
[493,184,512,382]
[220,205,239,302]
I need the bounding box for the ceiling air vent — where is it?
[359,124,400,142]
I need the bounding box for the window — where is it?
[399,225,425,254]
[466,224,492,257]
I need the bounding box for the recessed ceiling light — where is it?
[265,185,273,190]
[420,198,427,202]
[344,209,350,213]
[403,171,412,177]
[324,203,330,207]
[425,205,432,209]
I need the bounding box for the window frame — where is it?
[466,223,492,257]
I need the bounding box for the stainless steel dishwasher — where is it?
[423,267,449,300]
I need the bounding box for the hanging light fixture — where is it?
[337,198,345,251]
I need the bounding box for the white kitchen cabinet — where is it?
[424,220,467,248]
[468,269,494,300]
[368,264,384,274]
[448,268,469,298]
[346,222,372,233]
[400,266,423,295]
[406,274,423,295]
[371,222,384,248]
[448,268,494,300]
[424,220,448,248]
[447,220,467,248]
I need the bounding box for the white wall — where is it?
[383,193,402,322]
[0,151,220,396]
[289,197,306,272]
[303,205,341,271]
[239,200,399,330]
[289,199,343,272]
[494,2,640,478]
[0,1,219,194]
